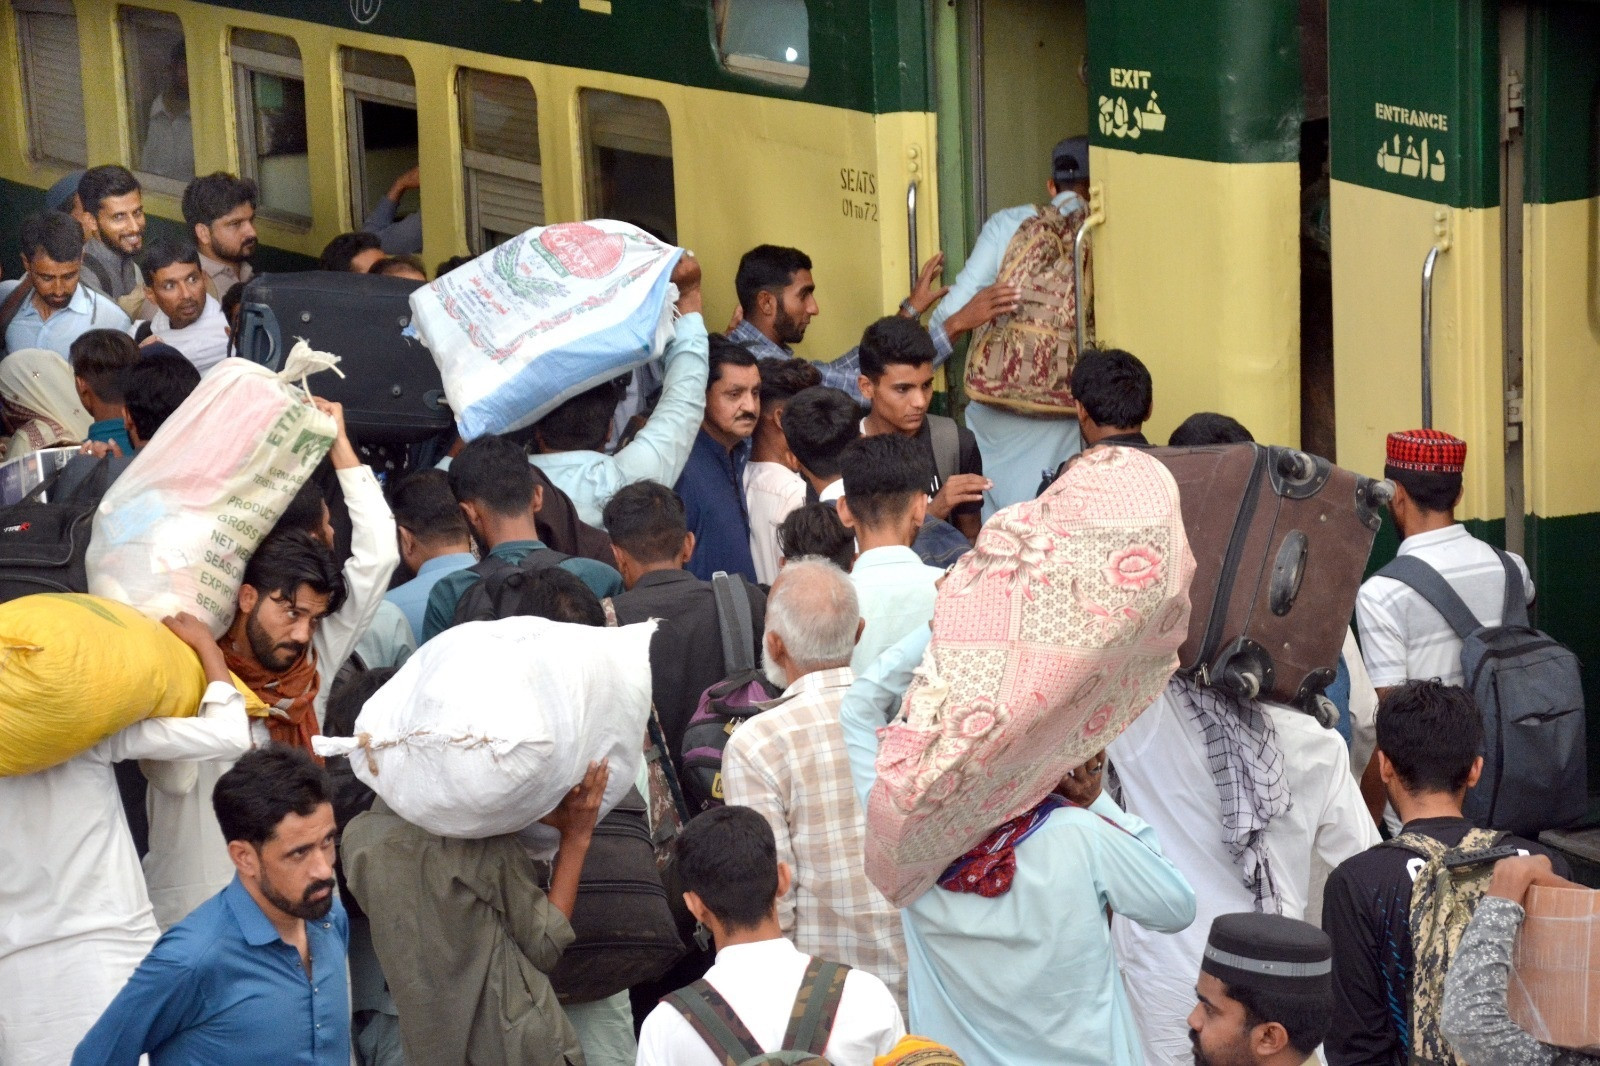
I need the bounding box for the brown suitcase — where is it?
[1150,443,1392,710]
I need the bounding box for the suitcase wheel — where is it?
[1268,448,1330,499]
[1355,477,1394,532]
[1211,638,1274,701]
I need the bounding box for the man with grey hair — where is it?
[722,559,909,1013]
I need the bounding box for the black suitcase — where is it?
[1151,444,1392,712]
[235,272,453,445]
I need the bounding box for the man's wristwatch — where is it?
[898,299,921,319]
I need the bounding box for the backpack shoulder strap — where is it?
[80,251,116,298]
[664,980,765,1064]
[0,278,35,337]
[927,415,960,486]
[1375,555,1484,639]
[781,957,851,1055]
[1382,830,1450,863]
[1492,550,1530,627]
[712,571,756,676]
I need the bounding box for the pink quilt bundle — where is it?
[865,445,1195,905]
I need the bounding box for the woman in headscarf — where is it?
[0,348,92,460]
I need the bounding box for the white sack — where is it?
[86,346,339,637]
[314,616,656,841]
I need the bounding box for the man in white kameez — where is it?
[0,612,250,1066]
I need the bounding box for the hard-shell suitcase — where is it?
[1150,443,1392,710]
[235,272,452,444]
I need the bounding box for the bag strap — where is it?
[1492,549,1529,628]
[927,415,960,487]
[81,251,116,299]
[1375,556,1484,640]
[712,571,755,676]
[664,980,765,1065]
[782,956,851,1055]
[0,278,34,337]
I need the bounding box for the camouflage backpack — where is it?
[1386,828,1517,1066]
[963,200,1092,414]
[663,955,849,1065]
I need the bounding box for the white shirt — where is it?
[819,478,845,504]
[1355,524,1534,688]
[1108,686,1378,1066]
[0,682,249,1066]
[142,465,399,928]
[849,546,941,675]
[746,459,806,584]
[140,293,231,374]
[636,937,904,1066]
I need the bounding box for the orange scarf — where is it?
[222,636,324,762]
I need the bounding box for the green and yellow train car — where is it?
[3,0,1599,828]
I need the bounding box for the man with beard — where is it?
[73,747,351,1065]
[676,336,762,580]
[2,210,131,357]
[141,400,399,929]
[1187,913,1334,1066]
[181,172,258,299]
[134,240,229,372]
[77,165,153,318]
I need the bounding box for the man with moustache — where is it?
[134,240,229,372]
[676,335,762,581]
[1187,913,1335,1066]
[2,210,131,357]
[73,747,351,1065]
[181,172,258,299]
[77,165,152,318]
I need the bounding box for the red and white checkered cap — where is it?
[1386,428,1466,474]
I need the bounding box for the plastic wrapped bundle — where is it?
[314,615,656,843]
[865,446,1196,906]
[86,346,339,637]
[409,220,683,439]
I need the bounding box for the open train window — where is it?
[119,6,192,189]
[231,30,310,227]
[13,0,87,167]
[580,90,676,244]
[458,69,542,253]
[340,48,418,232]
[713,0,810,88]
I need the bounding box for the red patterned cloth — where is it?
[1385,428,1466,473]
[936,795,1068,896]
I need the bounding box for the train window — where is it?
[713,0,810,88]
[458,69,542,253]
[118,6,193,188]
[341,48,418,232]
[13,0,87,167]
[231,30,310,226]
[580,90,676,244]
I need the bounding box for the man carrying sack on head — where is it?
[838,445,1200,1066]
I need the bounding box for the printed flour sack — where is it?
[409,220,684,439]
[865,446,1197,906]
[314,616,657,840]
[86,346,339,637]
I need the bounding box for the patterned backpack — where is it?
[663,955,849,1065]
[963,200,1092,414]
[1386,828,1518,1066]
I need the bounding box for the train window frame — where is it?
[712,0,811,89]
[339,47,419,233]
[579,89,677,245]
[230,30,312,229]
[457,68,543,254]
[12,0,89,168]
[117,5,194,195]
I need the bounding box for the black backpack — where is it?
[546,787,686,1004]
[0,457,116,603]
[1378,551,1587,835]
[450,547,574,625]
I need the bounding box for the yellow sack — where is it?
[0,594,263,777]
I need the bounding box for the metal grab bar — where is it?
[1073,205,1103,354]
[1421,245,1442,428]
[906,180,919,292]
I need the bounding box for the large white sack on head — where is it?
[86,347,339,637]
[314,616,656,840]
[409,220,683,440]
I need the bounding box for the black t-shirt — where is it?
[913,415,983,522]
[1321,816,1570,1066]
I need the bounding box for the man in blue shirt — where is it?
[422,434,623,640]
[383,468,475,640]
[677,335,760,581]
[2,210,131,357]
[74,747,351,1066]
